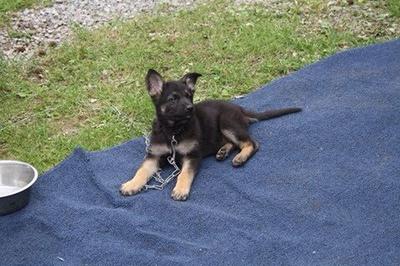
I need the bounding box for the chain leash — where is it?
[143,135,181,190]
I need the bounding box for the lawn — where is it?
[388,0,400,17]
[1,0,399,172]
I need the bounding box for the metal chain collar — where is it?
[143,135,181,190]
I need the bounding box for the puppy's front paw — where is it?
[171,187,189,201]
[120,180,142,196]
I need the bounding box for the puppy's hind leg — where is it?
[231,139,259,167]
[216,142,235,161]
[221,128,259,167]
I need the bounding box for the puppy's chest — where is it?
[149,139,199,156]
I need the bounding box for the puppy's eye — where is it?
[168,94,178,102]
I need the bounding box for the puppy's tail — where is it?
[243,107,302,122]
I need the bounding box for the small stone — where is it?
[48,40,58,47]
[37,48,46,56]
[15,45,26,53]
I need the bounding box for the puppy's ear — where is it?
[146,69,164,97]
[181,72,202,92]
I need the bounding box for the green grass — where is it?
[0,0,398,172]
[388,0,400,17]
[0,0,50,26]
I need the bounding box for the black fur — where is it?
[122,69,301,200]
[146,69,301,161]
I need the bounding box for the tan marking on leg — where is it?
[221,142,234,151]
[120,158,159,196]
[171,159,195,201]
[221,129,239,145]
[232,141,255,166]
[216,142,234,160]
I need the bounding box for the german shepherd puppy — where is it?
[120,69,301,201]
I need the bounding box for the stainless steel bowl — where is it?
[0,160,38,215]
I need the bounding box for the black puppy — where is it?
[120,69,301,201]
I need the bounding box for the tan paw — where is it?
[119,180,142,196]
[232,154,246,167]
[171,186,190,201]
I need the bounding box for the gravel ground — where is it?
[236,0,400,44]
[0,0,197,59]
[1,0,399,59]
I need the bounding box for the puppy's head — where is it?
[145,69,201,124]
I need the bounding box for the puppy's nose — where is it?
[186,105,194,112]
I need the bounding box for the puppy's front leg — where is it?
[120,156,159,196]
[171,158,199,201]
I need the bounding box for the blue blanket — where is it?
[1,40,399,265]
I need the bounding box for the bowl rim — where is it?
[0,160,38,198]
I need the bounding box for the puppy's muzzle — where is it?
[186,104,194,112]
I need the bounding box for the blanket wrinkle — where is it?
[135,228,209,249]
